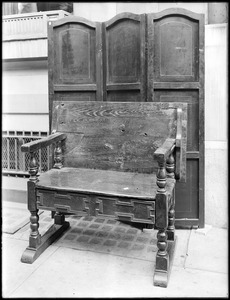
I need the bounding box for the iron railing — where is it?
[2,130,50,177]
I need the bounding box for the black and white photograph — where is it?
[2,1,228,297]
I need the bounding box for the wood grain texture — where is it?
[153,238,177,287]
[36,167,175,200]
[154,91,198,152]
[103,12,146,102]
[147,8,204,226]
[198,13,205,227]
[175,159,199,219]
[51,101,187,175]
[47,9,203,226]
[154,138,175,162]
[37,189,156,224]
[52,15,96,29]
[48,16,101,130]
[21,222,70,264]
[53,24,96,85]
[48,19,54,132]
[154,16,199,82]
[147,8,202,90]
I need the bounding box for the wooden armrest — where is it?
[21,132,67,153]
[154,138,176,163]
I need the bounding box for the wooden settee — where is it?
[21,100,187,287]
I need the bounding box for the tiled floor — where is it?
[2,201,228,298]
[54,215,159,261]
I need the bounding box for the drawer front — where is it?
[36,189,155,224]
[95,196,155,224]
[36,189,90,215]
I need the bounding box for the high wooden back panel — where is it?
[48,16,103,130]
[52,101,187,175]
[48,8,204,228]
[102,13,146,102]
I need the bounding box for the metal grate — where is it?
[2,131,50,177]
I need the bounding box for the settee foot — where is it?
[153,236,177,287]
[21,221,70,264]
[153,270,168,288]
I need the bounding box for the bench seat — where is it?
[20,100,187,288]
[37,167,175,200]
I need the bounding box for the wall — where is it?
[3,61,49,132]
[208,2,228,24]
[2,60,49,202]
[2,10,69,201]
[204,24,228,228]
[2,10,70,132]
[73,2,208,22]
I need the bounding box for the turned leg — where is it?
[27,153,41,249]
[167,205,175,241]
[156,228,169,273]
[53,144,65,225]
[21,152,42,263]
[167,189,175,241]
[166,153,175,241]
[29,209,41,248]
[154,227,170,288]
[154,157,176,287]
[21,150,70,264]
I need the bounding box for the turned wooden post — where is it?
[157,229,168,256]
[53,141,65,224]
[166,153,176,240]
[53,141,63,169]
[28,152,41,248]
[29,152,39,182]
[154,158,170,287]
[21,148,70,264]
[156,160,167,193]
[167,205,175,241]
[166,153,175,179]
[155,160,168,256]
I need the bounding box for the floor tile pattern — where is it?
[55,215,158,261]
